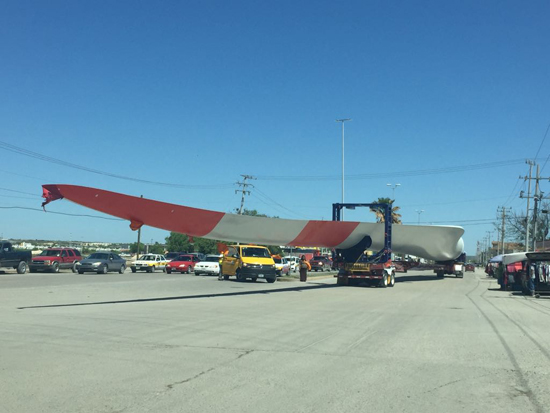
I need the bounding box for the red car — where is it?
[465,263,475,272]
[310,256,332,272]
[165,254,200,274]
[30,248,82,273]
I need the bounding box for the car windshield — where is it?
[87,253,109,260]
[39,250,61,257]
[242,247,270,258]
[176,255,192,261]
[273,258,282,263]
[205,256,219,262]
[139,255,156,260]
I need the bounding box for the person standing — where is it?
[299,255,311,282]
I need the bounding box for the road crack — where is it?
[164,349,253,391]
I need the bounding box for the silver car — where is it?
[76,252,126,274]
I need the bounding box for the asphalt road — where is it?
[1,269,550,413]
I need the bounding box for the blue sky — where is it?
[1,0,549,255]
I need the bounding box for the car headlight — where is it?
[92,262,101,266]
[243,263,248,267]
[44,260,51,265]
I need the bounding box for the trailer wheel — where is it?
[436,271,444,278]
[456,272,464,278]
[388,272,395,287]
[379,274,388,288]
[337,276,349,286]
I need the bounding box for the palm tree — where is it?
[370,197,402,224]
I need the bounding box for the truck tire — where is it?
[389,272,395,287]
[131,267,137,273]
[379,274,388,288]
[52,262,60,273]
[72,262,78,273]
[436,270,444,278]
[266,277,276,283]
[337,276,349,286]
[236,270,246,282]
[17,261,28,274]
[456,272,464,278]
[223,274,229,280]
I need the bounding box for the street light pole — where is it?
[415,209,424,224]
[336,118,351,219]
[387,183,401,200]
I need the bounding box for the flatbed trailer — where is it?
[336,261,396,287]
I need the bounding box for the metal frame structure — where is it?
[332,202,393,264]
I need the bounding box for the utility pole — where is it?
[497,206,511,255]
[235,175,256,215]
[533,164,540,251]
[520,162,550,251]
[486,231,492,258]
[136,195,143,258]
[520,160,535,251]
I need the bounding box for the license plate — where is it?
[258,274,264,278]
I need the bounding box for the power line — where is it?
[0,194,39,200]
[534,122,550,161]
[0,186,42,197]
[404,218,495,224]
[503,178,525,206]
[251,190,309,219]
[0,141,234,190]
[255,159,526,182]
[402,196,509,208]
[0,206,125,221]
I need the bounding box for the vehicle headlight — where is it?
[243,263,249,267]
[92,262,101,266]
[44,260,51,265]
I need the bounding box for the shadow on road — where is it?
[18,283,338,310]
[395,275,444,283]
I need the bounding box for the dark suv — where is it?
[30,248,82,273]
[309,256,332,272]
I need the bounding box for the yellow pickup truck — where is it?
[221,245,277,283]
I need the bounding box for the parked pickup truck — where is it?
[0,240,32,274]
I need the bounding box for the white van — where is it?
[285,256,300,272]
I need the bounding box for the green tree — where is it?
[148,242,165,254]
[193,237,218,254]
[165,232,192,252]
[130,242,145,254]
[370,197,402,224]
